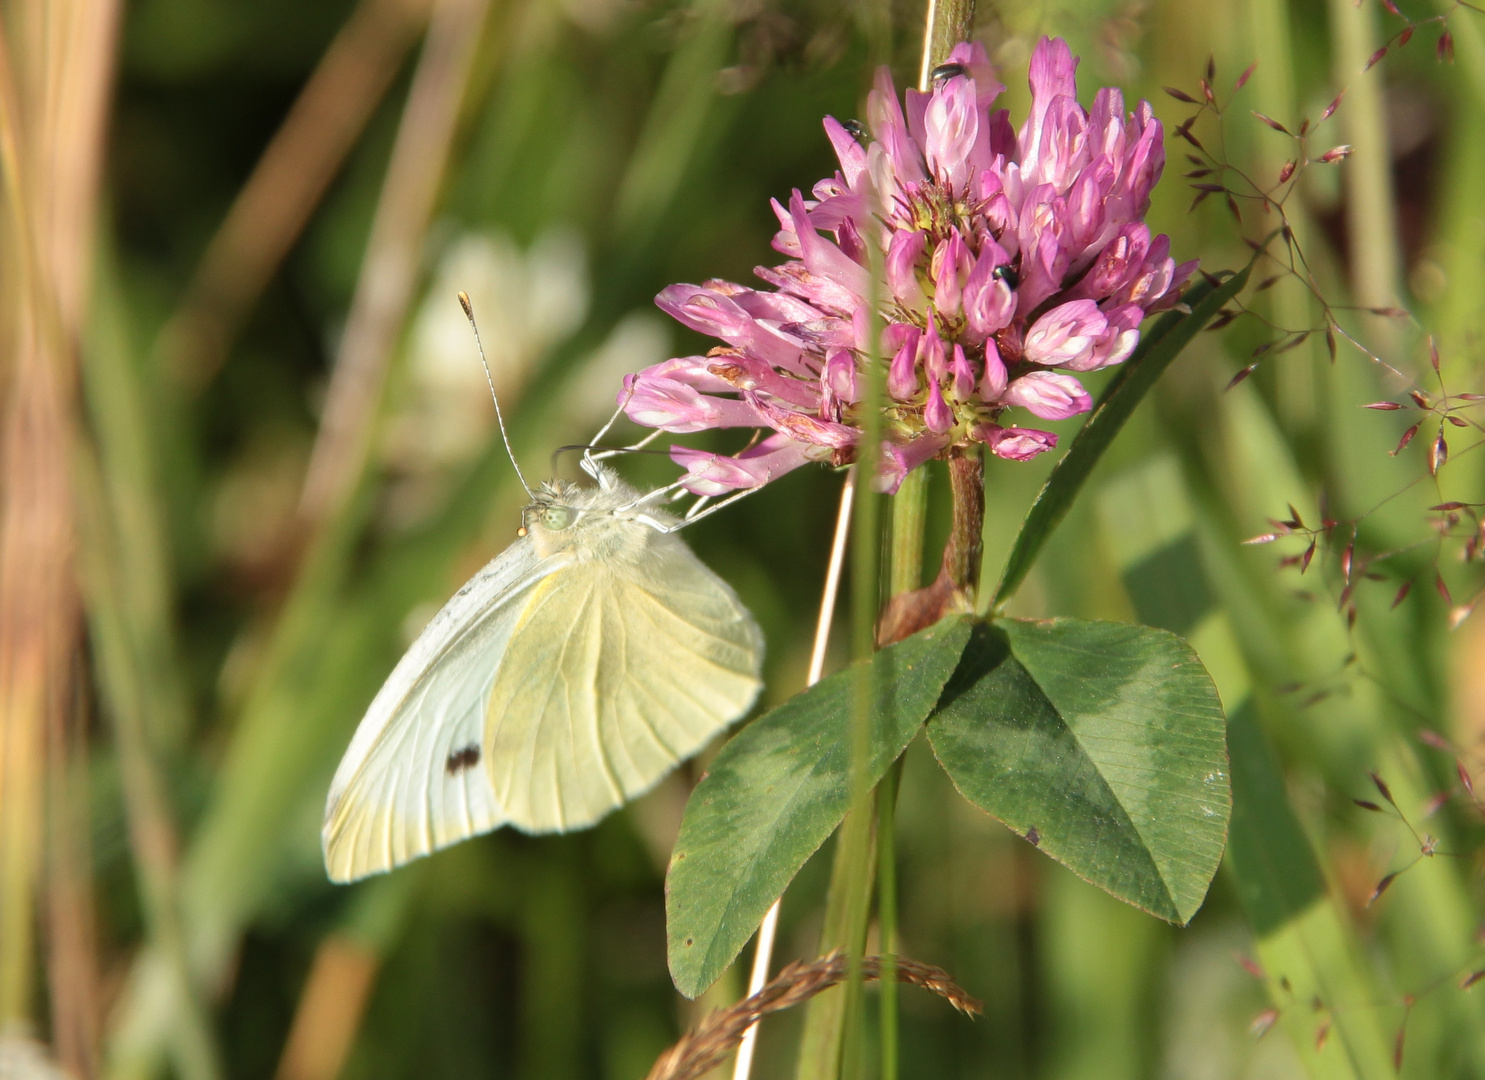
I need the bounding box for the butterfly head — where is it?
[521,480,583,541]
[521,470,668,559]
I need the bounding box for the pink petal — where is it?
[621,374,765,432]
[877,432,951,492]
[1003,370,1092,419]
[656,283,811,373]
[979,338,1008,399]
[748,392,859,449]
[823,116,869,188]
[963,239,1016,339]
[945,41,1007,109]
[949,344,976,401]
[704,352,823,408]
[821,348,858,419]
[867,66,926,185]
[973,424,1059,461]
[887,327,922,400]
[931,231,972,318]
[670,433,813,495]
[925,76,979,190]
[1017,36,1080,179]
[1023,299,1106,367]
[886,230,928,309]
[789,190,870,302]
[924,379,955,432]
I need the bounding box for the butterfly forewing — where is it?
[483,534,764,833]
[321,540,568,882]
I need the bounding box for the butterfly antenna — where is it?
[459,291,533,499]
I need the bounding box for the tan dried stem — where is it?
[271,936,380,1080]
[296,0,490,537]
[647,953,980,1080]
[31,0,119,1062]
[0,0,117,1046]
[44,679,100,1078]
[158,0,433,390]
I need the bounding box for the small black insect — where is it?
[991,264,1020,289]
[929,62,968,85]
[841,118,869,144]
[446,744,481,775]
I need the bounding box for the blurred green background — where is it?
[3,0,1485,1076]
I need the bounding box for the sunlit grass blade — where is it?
[1097,457,1401,1078]
[76,449,224,1080]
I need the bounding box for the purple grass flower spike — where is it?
[622,36,1197,494]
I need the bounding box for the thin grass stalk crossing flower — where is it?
[839,175,886,1080]
[878,463,929,1080]
[731,470,855,1080]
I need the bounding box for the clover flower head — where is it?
[621,36,1197,494]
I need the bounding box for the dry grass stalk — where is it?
[159,0,434,390]
[0,0,116,1051]
[645,953,980,1080]
[272,936,380,1080]
[45,680,101,1079]
[296,0,490,535]
[31,0,120,1064]
[0,33,69,1028]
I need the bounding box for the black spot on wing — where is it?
[446,744,481,775]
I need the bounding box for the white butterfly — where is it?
[321,466,764,882]
[323,297,764,883]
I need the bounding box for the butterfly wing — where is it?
[322,538,569,882]
[484,531,764,832]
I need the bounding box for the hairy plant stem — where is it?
[941,448,984,595]
[917,0,977,89]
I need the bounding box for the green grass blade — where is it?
[1098,458,1395,1078]
[990,266,1251,610]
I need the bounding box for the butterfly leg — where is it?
[647,486,763,533]
[583,428,664,472]
[585,385,635,455]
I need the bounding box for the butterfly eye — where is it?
[541,506,576,530]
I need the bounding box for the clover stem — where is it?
[943,445,985,598]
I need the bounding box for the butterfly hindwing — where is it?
[321,539,569,882]
[484,532,764,832]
